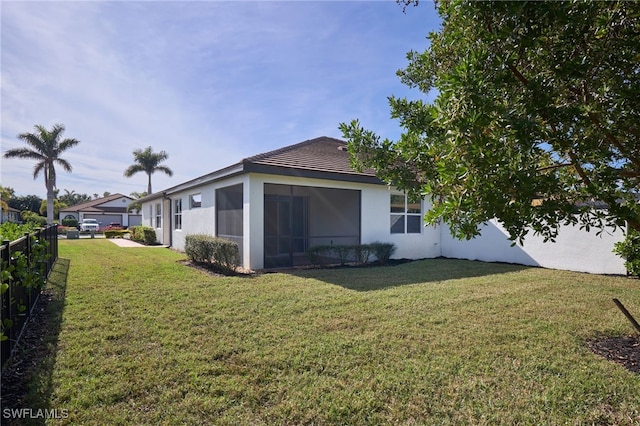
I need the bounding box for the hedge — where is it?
[104,230,131,239]
[613,229,640,276]
[306,241,396,267]
[185,234,240,273]
[128,226,157,245]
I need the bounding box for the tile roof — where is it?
[140,136,383,202]
[244,136,379,179]
[60,193,133,211]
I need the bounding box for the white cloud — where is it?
[1,1,439,198]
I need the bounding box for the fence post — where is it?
[1,240,11,366]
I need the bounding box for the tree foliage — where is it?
[58,189,93,207]
[3,124,80,225]
[341,0,640,243]
[124,146,173,194]
[8,194,43,214]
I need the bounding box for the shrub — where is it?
[0,222,41,242]
[306,245,333,266]
[211,239,241,273]
[185,234,216,263]
[613,230,640,276]
[21,211,47,227]
[332,245,353,265]
[353,244,373,265]
[185,234,240,273]
[370,241,397,265]
[57,226,76,235]
[104,230,130,239]
[306,242,396,267]
[61,218,78,228]
[129,226,157,245]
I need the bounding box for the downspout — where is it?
[162,191,172,247]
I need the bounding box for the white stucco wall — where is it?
[141,172,626,275]
[441,219,626,275]
[245,174,442,269]
[360,188,441,260]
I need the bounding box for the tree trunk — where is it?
[147,173,152,195]
[46,181,55,225]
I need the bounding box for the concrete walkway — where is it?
[108,238,167,248]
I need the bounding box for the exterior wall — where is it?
[98,196,133,208]
[441,219,626,275]
[1,208,21,223]
[361,189,441,260]
[246,173,442,269]
[143,173,443,269]
[141,171,625,275]
[142,176,248,252]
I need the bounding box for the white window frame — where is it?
[390,193,422,234]
[190,193,202,209]
[174,198,182,230]
[155,203,162,228]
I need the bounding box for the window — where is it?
[155,203,162,228]
[174,198,182,230]
[390,194,422,234]
[148,205,153,227]
[190,193,202,208]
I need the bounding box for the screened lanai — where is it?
[263,183,361,268]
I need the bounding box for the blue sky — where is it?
[1,1,440,198]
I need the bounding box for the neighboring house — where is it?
[59,193,142,229]
[139,136,626,274]
[1,206,20,224]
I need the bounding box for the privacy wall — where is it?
[440,219,626,275]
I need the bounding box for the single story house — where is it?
[139,136,626,274]
[59,193,142,229]
[1,206,21,224]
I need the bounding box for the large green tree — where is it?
[3,124,80,224]
[124,146,173,194]
[341,0,639,243]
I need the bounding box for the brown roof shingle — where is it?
[243,136,380,182]
[140,136,383,202]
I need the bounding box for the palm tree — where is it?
[3,124,80,224]
[124,146,173,194]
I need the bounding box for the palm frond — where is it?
[3,147,45,161]
[155,165,174,176]
[124,164,146,177]
[56,158,73,173]
[57,138,81,153]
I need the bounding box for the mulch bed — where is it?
[588,335,640,375]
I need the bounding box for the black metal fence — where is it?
[1,225,58,368]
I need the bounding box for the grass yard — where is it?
[15,239,640,424]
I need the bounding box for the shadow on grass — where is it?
[0,258,70,425]
[289,258,531,291]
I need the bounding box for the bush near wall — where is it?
[128,226,157,245]
[306,242,396,267]
[61,218,78,228]
[185,234,240,274]
[613,230,640,276]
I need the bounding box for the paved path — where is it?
[108,239,167,248]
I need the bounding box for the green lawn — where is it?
[24,240,640,424]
